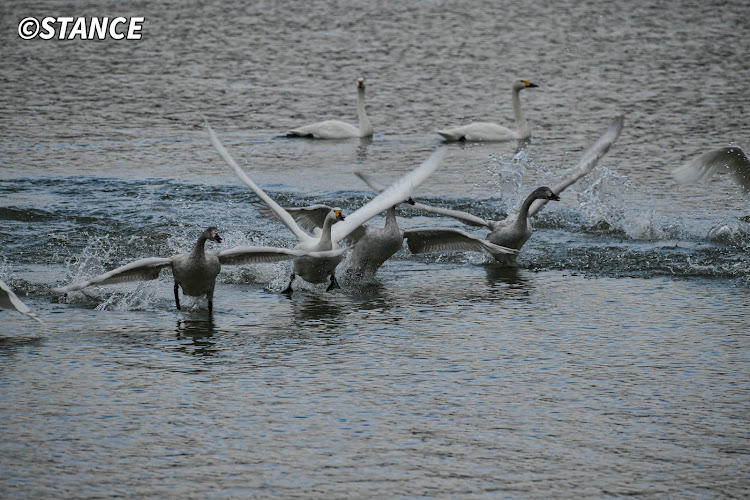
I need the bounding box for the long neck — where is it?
[357,87,373,137]
[384,206,398,229]
[511,87,527,132]
[514,191,539,229]
[318,217,335,248]
[191,234,208,258]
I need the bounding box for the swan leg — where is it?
[282,273,295,294]
[208,299,213,315]
[327,274,341,291]
[174,282,181,310]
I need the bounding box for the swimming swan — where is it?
[672,146,749,193]
[401,115,624,263]
[206,121,445,292]
[437,79,539,142]
[1,278,43,323]
[287,77,373,139]
[52,227,326,313]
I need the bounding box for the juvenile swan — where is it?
[405,115,624,263]
[1,278,43,323]
[52,227,319,313]
[206,121,445,292]
[287,77,373,139]
[672,146,749,193]
[437,79,539,142]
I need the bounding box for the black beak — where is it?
[528,82,539,88]
[214,235,223,243]
[403,197,416,205]
[549,192,560,201]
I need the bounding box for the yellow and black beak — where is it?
[334,209,346,221]
[524,80,539,88]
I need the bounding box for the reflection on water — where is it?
[175,316,216,356]
[288,292,345,326]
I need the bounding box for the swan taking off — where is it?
[406,115,624,263]
[1,278,43,323]
[672,146,749,193]
[206,120,445,292]
[52,227,323,313]
[437,79,539,142]
[287,77,373,139]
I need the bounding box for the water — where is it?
[1,0,749,497]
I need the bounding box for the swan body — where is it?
[402,115,624,263]
[259,201,410,278]
[1,278,43,323]
[53,227,319,313]
[206,120,445,292]
[437,79,538,142]
[288,77,373,139]
[672,146,750,192]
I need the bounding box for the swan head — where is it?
[329,208,346,223]
[513,79,539,91]
[203,226,223,243]
[532,186,560,201]
[357,77,365,89]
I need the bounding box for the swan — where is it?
[206,120,445,292]
[397,115,624,263]
[437,79,539,142]
[1,278,43,323]
[287,77,373,139]
[253,194,415,278]
[672,146,749,193]
[52,227,332,313]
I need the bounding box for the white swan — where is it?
[672,146,749,193]
[254,197,413,278]
[52,227,328,313]
[437,79,539,142]
[206,120,445,292]
[287,77,373,139]
[402,115,624,263]
[1,278,43,323]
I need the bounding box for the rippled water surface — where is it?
[1,0,749,498]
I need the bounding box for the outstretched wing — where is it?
[673,147,749,192]
[217,246,349,266]
[52,257,173,292]
[355,171,491,228]
[331,148,446,243]
[205,119,310,242]
[529,115,624,217]
[404,228,517,255]
[254,203,335,233]
[0,279,43,323]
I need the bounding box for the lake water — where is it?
[1,0,749,497]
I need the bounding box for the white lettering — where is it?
[39,17,56,40]
[88,16,108,40]
[127,17,144,40]
[109,17,126,40]
[57,17,73,39]
[68,17,87,39]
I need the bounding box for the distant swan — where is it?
[1,278,43,323]
[437,79,539,142]
[52,227,323,313]
[206,120,444,292]
[672,146,749,193]
[403,115,624,263]
[287,77,373,139]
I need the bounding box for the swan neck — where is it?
[511,87,526,130]
[319,217,335,247]
[192,234,208,257]
[385,206,398,227]
[515,191,538,227]
[357,87,373,136]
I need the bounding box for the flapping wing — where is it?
[254,204,334,233]
[673,147,749,192]
[205,119,310,242]
[355,171,491,228]
[529,115,624,217]
[1,279,43,323]
[52,257,173,292]
[404,228,517,255]
[217,246,349,266]
[332,148,446,243]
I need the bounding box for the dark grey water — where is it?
[1,0,749,498]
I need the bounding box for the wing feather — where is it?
[52,257,173,292]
